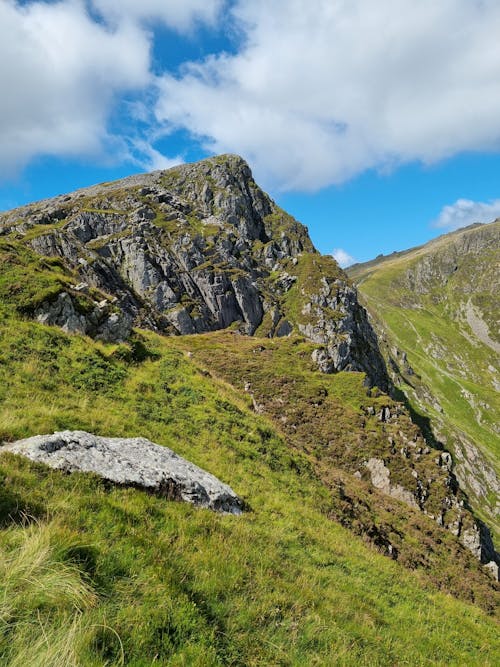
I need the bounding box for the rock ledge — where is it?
[2,431,243,514]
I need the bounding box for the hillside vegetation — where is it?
[349,221,500,540]
[0,158,498,664]
[0,240,496,665]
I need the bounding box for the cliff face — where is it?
[0,154,387,388]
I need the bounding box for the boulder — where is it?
[2,431,243,514]
[35,292,132,342]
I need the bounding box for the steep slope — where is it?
[0,158,498,663]
[348,221,500,541]
[0,303,498,664]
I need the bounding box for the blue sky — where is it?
[1,1,500,265]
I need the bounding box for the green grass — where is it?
[0,317,498,663]
[0,239,72,314]
[349,222,500,539]
[0,229,498,664]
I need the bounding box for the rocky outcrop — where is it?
[363,453,498,576]
[303,277,388,389]
[35,290,132,342]
[0,154,387,387]
[365,457,418,507]
[2,431,243,514]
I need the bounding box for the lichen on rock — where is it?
[2,431,244,514]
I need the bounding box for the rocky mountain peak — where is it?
[0,154,387,388]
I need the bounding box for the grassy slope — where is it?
[0,239,498,665]
[348,223,500,538]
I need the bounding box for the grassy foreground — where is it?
[0,324,498,665]
[0,239,498,665]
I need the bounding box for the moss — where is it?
[281,253,345,327]
[263,207,314,252]
[80,207,124,215]
[86,228,132,250]
[0,239,72,314]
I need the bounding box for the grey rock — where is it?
[167,307,196,335]
[275,272,297,292]
[460,524,483,560]
[35,291,132,342]
[300,280,388,389]
[275,320,293,337]
[36,292,87,335]
[484,560,499,580]
[437,451,453,471]
[2,431,243,514]
[311,348,335,373]
[364,457,418,507]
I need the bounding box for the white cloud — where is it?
[5,1,500,191]
[0,0,151,176]
[332,248,355,268]
[90,0,223,31]
[434,198,500,231]
[128,139,184,172]
[155,0,500,191]
[0,0,219,179]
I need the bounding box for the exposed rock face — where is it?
[2,431,243,514]
[365,457,418,507]
[303,278,388,388]
[35,291,132,342]
[0,154,387,387]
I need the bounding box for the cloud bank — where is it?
[0,0,220,178]
[156,0,500,190]
[434,198,500,231]
[3,1,500,192]
[0,0,147,176]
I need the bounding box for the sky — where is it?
[1,1,500,265]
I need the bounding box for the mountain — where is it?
[348,221,500,542]
[0,155,386,387]
[0,157,498,665]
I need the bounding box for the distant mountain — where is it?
[0,158,497,663]
[348,221,500,542]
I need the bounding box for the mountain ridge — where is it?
[348,219,499,543]
[0,154,387,386]
[0,155,498,663]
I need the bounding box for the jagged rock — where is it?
[276,272,297,292]
[35,292,132,343]
[0,154,387,389]
[484,560,499,581]
[437,451,453,471]
[311,348,335,373]
[364,457,418,507]
[2,431,243,514]
[275,320,293,337]
[301,280,388,389]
